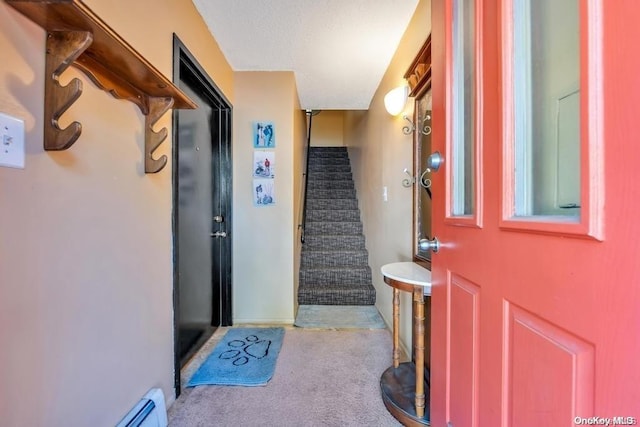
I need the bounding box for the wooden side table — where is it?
[380,262,432,426]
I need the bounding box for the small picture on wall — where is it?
[253,121,275,147]
[253,151,275,178]
[253,178,275,206]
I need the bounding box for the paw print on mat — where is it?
[219,334,272,366]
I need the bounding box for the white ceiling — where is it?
[191,0,419,110]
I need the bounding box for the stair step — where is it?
[308,149,348,159]
[305,221,362,235]
[306,198,358,210]
[303,234,366,251]
[307,179,354,190]
[300,250,369,268]
[307,200,358,211]
[309,146,347,152]
[308,157,350,166]
[307,189,356,199]
[306,171,352,181]
[308,164,351,173]
[300,266,372,285]
[307,209,360,222]
[297,284,376,306]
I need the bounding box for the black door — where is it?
[172,35,232,394]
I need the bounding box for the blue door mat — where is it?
[187,327,284,387]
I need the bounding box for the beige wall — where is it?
[232,72,301,324]
[0,1,232,426]
[311,110,345,147]
[345,0,432,355]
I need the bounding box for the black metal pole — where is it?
[300,110,314,243]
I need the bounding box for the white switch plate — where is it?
[383,186,388,202]
[0,112,25,169]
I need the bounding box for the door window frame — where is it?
[499,0,604,240]
[445,0,484,228]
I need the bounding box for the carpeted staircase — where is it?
[298,147,376,306]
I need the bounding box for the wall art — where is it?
[253,121,275,148]
[253,150,275,179]
[253,178,275,206]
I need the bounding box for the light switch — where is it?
[0,112,25,169]
[383,186,388,202]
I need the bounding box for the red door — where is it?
[430,0,640,426]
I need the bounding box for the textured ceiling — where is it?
[191,0,419,110]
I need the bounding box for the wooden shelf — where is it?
[6,0,197,173]
[404,35,432,98]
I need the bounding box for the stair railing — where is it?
[299,109,318,243]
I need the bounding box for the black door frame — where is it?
[172,34,233,395]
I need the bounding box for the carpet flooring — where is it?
[298,147,376,305]
[294,305,387,329]
[169,327,404,426]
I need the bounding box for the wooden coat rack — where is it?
[6,0,197,173]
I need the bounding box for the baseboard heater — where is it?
[116,388,168,427]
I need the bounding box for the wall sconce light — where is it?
[384,85,409,116]
[384,85,432,136]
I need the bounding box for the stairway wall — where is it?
[310,111,345,147]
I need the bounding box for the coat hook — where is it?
[402,168,415,187]
[402,114,432,136]
[419,170,432,188]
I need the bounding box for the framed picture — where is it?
[253,151,275,179]
[253,121,275,147]
[253,178,275,206]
